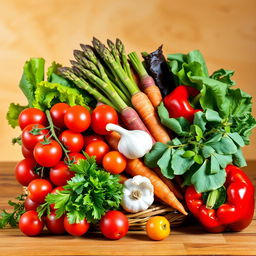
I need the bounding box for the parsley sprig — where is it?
[37,156,123,224]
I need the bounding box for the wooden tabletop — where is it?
[0,161,255,256]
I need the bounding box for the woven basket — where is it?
[125,204,187,231]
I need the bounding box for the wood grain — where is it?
[0,0,255,161]
[0,161,255,256]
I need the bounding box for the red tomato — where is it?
[91,105,118,135]
[84,134,104,147]
[50,161,74,186]
[21,124,49,150]
[65,152,86,164]
[100,211,129,240]
[103,151,127,174]
[50,186,65,211]
[15,158,38,186]
[18,108,47,130]
[33,140,62,167]
[24,197,40,211]
[27,179,53,204]
[19,210,44,236]
[50,103,70,129]
[64,105,91,133]
[64,215,90,236]
[85,141,110,164]
[59,130,84,153]
[21,145,34,159]
[46,212,66,235]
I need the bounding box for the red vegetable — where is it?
[19,210,44,236]
[24,197,40,211]
[85,140,110,164]
[100,211,129,240]
[185,165,255,233]
[63,216,90,236]
[50,161,74,186]
[50,103,70,129]
[84,134,104,147]
[59,130,84,153]
[163,85,201,122]
[46,212,66,235]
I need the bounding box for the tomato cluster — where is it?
[16,103,128,238]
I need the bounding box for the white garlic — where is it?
[106,123,153,159]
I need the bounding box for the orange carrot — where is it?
[125,159,187,215]
[153,168,184,200]
[119,175,128,184]
[105,132,187,215]
[143,82,162,108]
[131,91,170,143]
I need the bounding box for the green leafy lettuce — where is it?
[6,58,93,128]
[167,50,256,144]
[38,156,123,223]
[144,103,247,193]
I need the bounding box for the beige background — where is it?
[0,0,255,161]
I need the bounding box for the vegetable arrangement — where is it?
[1,38,255,241]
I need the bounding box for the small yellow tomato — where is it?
[146,216,170,241]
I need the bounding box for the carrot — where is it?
[128,52,162,108]
[105,132,187,215]
[126,159,187,215]
[119,175,128,184]
[153,168,184,200]
[131,91,170,143]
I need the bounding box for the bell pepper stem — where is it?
[206,189,220,209]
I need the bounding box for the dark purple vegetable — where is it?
[142,45,176,97]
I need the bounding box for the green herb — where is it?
[0,194,26,228]
[37,156,123,224]
[144,103,247,193]
[167,50,256,144]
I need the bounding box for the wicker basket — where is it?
[125,204,187,231]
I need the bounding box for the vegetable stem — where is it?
[128,52,148,77]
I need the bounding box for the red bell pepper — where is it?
[185,165,255,233]
[163,85,201,122]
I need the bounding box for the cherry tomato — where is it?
[21,124,49,150]
[64,215,90,236]
[46,212,66,235]
[91,105,118,135]
[59,130,84,153]
[65,152,86,164]
[84,134,104,147]
[64,105,91,133]
[21,145,34,159]
[85,140,110,164]
[50,186,65,211]
[15,158,38,186]
[18,108,47,130]
[24,197,40,211]
[103,151,127,174]
[33,140,62,167]
[50,161,74,186]
[100,211,129,240]
[146,216,170,241]
[19,210,44,236]
[27,179,53,204]
[50,103,70,129]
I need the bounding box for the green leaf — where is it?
[191,161,226,192]
[19,58,45,107]
[6,103,27,128]
[193,125,203,141]
[201,145,215,158]
[232,148,247,167]
[212,153,232,169]
[144,142,168,168]
[172,149,194,175]
[210,69,235,86]
[157,102,189,135]
[228,132,245,147]
[205,109,222,123]
[193,155,204,165]
[193,111,207,132]
[183,151,196,158]
[158,148,174,179]
[205,133,222,144]
[210,155,220,174]
[210,136,237,154]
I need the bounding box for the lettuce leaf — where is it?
[6,103,27,128]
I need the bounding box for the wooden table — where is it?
[0,161,255,256]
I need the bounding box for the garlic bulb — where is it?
[121,175,154,213]
[106,123,153,159]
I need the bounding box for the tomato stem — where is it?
[45,110,71,164]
